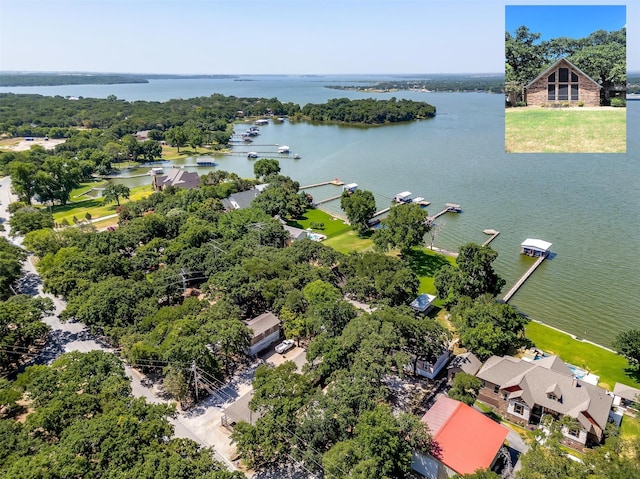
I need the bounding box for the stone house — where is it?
[525,57,601,107]
[476,355,613,449]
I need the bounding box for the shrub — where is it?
[310,221,325,230]
[516,101,527,107]
[610,97,626,107]
[578,101,584,107]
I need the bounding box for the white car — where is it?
[275,339,295,354]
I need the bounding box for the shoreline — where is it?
[528,318,617,354]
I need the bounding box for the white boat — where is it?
[149,167,164,175]
[293,154,301,159]
[278,145,290,154]
[247,152,258,159]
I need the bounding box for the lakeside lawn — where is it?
[525,320,640,391]
[52,183,154,224]
[505,107,626,153]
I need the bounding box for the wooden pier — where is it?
[502,255,546,303]
[299,179,345,190]
[482,229,500,246]
[371,207,391,218]
[314,194,342,205]
[426,203,462,223]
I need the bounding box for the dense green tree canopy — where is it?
[340,189,376,234]
[614,329,640,370]
[372,203,430,256]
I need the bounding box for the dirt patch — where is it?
[0,137,66,151]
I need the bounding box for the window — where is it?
[571,71,578,82]
[548,85,555,100]
[568,428,580,438]
[548,72,555,83]
[548,393,558,401]
[558,84,568,101]
[493,385,500,394]
[571,84,579,101]
[514,403,524,415]
[502,392,508,401]
[559,68,569,82]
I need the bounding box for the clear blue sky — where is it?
[506,5,626,42]
[1,0,637,74]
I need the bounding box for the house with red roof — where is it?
[412,396,509,478]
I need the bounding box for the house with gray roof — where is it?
[476,355,613,449]
[220,188,262,211]
[243,312,282,356]
[447,352,482,382]
[152,168,201,191]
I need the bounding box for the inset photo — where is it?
[505,5,626,153]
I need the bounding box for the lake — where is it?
[2,77,638,347]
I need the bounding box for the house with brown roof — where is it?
[243,312,282,356]
[476,355,613,449]
[152,168,201,191]
[525,57,601,107]
[412,396,509,478]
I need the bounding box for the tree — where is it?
[322,403,434,479]
[372,203,430,256]
[435,243,505,304]
[102,183,131,207]
[340,189,376,234]
[8,161,38,204]
[206,318,251,376]
[505,26,548,88]
[165,126,188,153]
[141,139,162,161]
[253,158,280,179]
[448,372,482,406]
[251,175,310,219]
[614,329,640,370]
[0,295,53,371]
[8,207,54,236]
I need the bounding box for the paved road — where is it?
[0,176,238,473]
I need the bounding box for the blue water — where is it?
[2,77,638,348]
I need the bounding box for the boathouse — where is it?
[393,191,412,203]
[520,238,552,257]
[525,57,601,107]
[343,183,358,194]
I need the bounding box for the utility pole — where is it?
[191,361,199,402]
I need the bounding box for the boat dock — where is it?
[502,255,546,303]
[314,194,342,206]
[482,229,500,246]
[299,179,345,189]
[427,203,462,223]
[371,207,391,218]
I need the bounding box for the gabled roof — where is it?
[525,57,601,90]
[521,238,552,253]
[613,383,640,402]
[477,355,613,433]
[421,396,508,475]
[243,312,281,337]
[447,352,482,376]
[221,188,261,210]
[159,168,201,189]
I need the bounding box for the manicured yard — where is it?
[505,107,626,153]
[525,320,640,391]
[620,415,640,439]
[288,208,352,238]
[52,184,154,225]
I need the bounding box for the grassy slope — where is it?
[52,183,154,224]
[505,108,626,153]
[525,321,640,391]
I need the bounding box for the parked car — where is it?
[275,339,295,354]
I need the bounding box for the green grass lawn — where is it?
[505,107,626,153]
[525,321,640,391]
[620,415,640,439]
[52,184,154,224]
